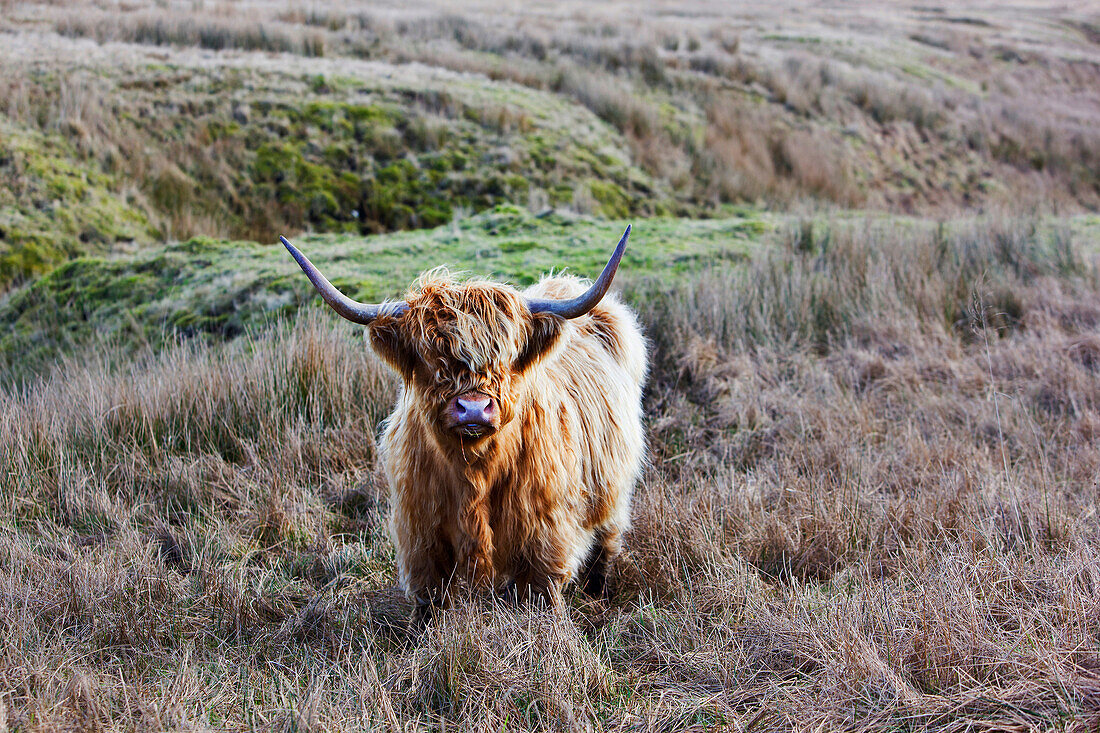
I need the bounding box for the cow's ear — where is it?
[368,320,419,379]
[515,311,565,374]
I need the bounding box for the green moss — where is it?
[504,174,530,197]
[587,180,631,219]
[549,185,574,207]
[252,141,360,228]
[203,119,241,141]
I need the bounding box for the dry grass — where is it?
[4,0,1098,215]
[2,218,1100,729]
[53,10,326,57]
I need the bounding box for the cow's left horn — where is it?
[281,236,408,323]
[527,225,630,319]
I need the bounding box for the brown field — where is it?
[4,217,1100,730]
[2,1,1100,731]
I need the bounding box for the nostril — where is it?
[454,395,495,424]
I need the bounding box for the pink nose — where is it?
[451,394,497,426]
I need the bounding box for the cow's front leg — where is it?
[392,494,456,627]
[512,564,568,609]
[397,533,454,628]
[457,490,495,591]
[511,531,570,608]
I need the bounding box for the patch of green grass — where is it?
[587,180,632,218]
[761,34,824,44]
[0,208,767,383]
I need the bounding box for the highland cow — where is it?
[282,227,646,618]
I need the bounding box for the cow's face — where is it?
[279,226,629,445]
[368,272,565,444]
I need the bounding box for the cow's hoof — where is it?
[409,601,440,631]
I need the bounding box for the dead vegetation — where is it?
[2,217,1099,729]
[18,0,1100,214]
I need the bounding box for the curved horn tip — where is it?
[280,235,303,260]
[614,223,630,257]
[612,223,630,258]
[526,224,632,319]
[279,234,408,324]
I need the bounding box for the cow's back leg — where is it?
[579,467,633,598]
[577,526,623,597]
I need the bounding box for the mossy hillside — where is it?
[1,238,298,371]
[0,121,153,289]
[1,62,673,287]
[186,69,670,233]
[301,206,763,299]
[0,208,765,382]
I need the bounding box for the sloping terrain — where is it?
[0,33,669,288]
[2,0,1100,291]
[0,208,763,381]
[0,119,154,286]
[13,0,1100,214]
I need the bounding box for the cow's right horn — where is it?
[281,236,408,324]
[527,225,630,320]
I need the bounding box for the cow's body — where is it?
[379,274,646,605]
[280,227,645,614]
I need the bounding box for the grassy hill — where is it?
[0,207,765,382]
[3,1,1100,289]
[0,52,672,289]
[32,1,1100,215]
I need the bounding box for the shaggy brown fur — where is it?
[368,269,647,613]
